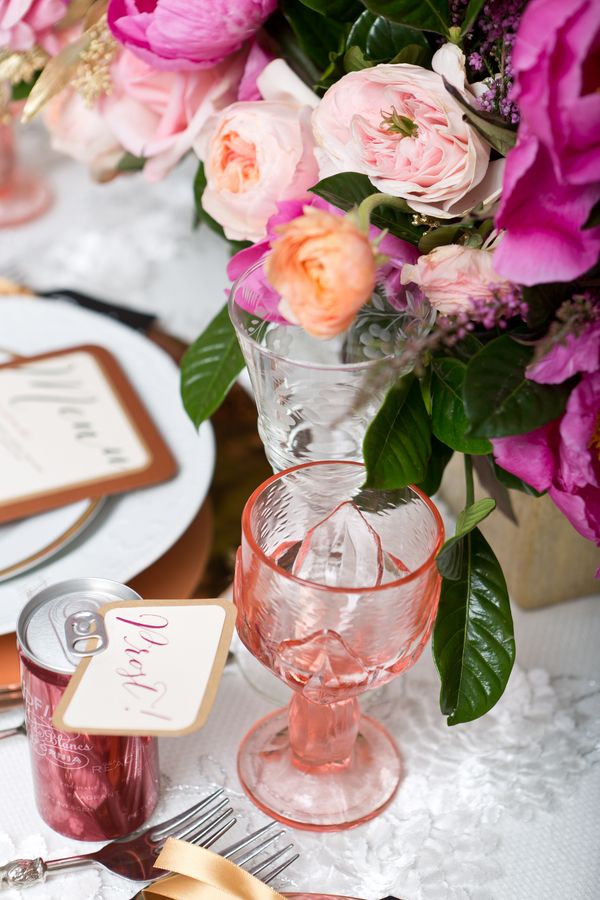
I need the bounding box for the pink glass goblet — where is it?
[0,121,52,228]
[235,461,444,831]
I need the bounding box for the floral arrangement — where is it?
[4,0,599,725]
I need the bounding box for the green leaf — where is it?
[433,527,515,724]
[363,375,431,489]
[117,152,146,173]
[11,77,38,100]
[365,17,429,59]
[463,335,570,438]
[523,282,570,331]
[416,436,453,496]
[347,9,376,46]
[442,79,517,155]
[418,225,464,253]
[583,200,600,230]
[389,43,432,66]
[298,0,363,19]
[344,45,374,70]
[310,172,425,242]
[460,0,485,35]
[193,160,229,238]
[180,304,245,427]
[431,359,492,454]
[436,497,496,579]
[456,497,496,535]
[280,0,348,71]
[362,0,450,36]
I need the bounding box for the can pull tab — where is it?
[64,610,108,657]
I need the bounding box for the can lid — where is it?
[17,578,142,675]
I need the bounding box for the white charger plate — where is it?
[0,297,215,634]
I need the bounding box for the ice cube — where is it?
[292,500,385,587]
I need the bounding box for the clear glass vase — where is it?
[0,121,52,228]
[229,261,401,473]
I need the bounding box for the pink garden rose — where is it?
[492,320,600,570]
[196,60,319,242]
[228,196,419,324]
[44,89,123,181]
[0,0,67,53]
[494,0,600,285]
[101,48,245,182]
[312,51,494,219]
[107,0,277,71]
[400,244,511,315]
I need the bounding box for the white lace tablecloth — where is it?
[1,127,600,900]
[1,594,599,900]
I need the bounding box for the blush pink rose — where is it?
[400,244,512,315]
[312,54,492,219]
[107,0,277,71]
[0,0,67,53]
[196,60,319,241]
[44,88,123,181]
[101,47,244,182]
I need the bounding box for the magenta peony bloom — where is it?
[494,0,600,285]
[107,0,277,71]
[0,0,67,53]
[228,196,418,323]
[492,321,600,570]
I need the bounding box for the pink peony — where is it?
[107,0,277,71]
[400,244,512,315]
[492,320,600,570]
[312,51,495,219]
[100,47,244,182]
[494,0,600,285]
[196,60,319,242]
[0,0,67,53]
[228,196,419,323]
[44,88,123,181]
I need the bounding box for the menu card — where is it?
[0,345,177,524]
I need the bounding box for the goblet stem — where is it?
[288,693,360,769]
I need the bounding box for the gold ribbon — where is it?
[141,838,286,900]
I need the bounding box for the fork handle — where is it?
[0,855,92,889]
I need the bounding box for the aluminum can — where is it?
[17,578,159,841]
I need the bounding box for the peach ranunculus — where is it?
[100,47,245,182]
[265,207,377,339]
[312,47,494,220]
[400,244,512,316]
[44,88,124,181]
[195,59,319,242]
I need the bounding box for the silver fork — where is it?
[0,789,236,890]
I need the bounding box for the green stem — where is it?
[356,192,411,232]
[464,454,474,507]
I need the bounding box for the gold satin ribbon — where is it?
[141,838,286,900]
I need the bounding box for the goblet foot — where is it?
[0,169,52,228]
[238,707,402,831]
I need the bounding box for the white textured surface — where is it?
[0,595,599,900]
[0,298,214,634]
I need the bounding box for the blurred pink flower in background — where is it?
[492,320,600,569]
[44,88,123,181]
[101,48,245,182]
[107,0,277,71]
[400,244,512,315]
[0,0,67,53]
[494,0,600,285]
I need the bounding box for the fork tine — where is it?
[167,799,230,841]
[220,822,277,859]
[193,816,237,850]
[231,830,286,867]
[175,806,234,842]
[248,844,295,878]
[150,790,224,839]
[261,853,300,884]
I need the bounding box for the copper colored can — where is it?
[17,578,159,841]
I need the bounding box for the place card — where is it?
[53,600,237,736]
[0,345,177,524]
